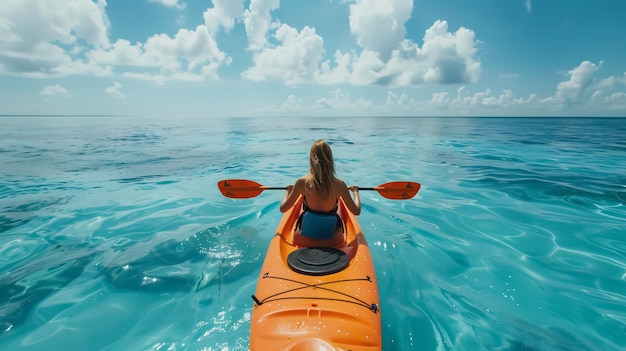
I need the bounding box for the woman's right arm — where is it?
[340,181,361,215]
[280,177,305,212]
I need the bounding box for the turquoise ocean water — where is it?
[1,116,624,351]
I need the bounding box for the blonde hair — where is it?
[307,139,336,199]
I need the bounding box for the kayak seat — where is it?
[296,211,344,240]
[287,247,349,276]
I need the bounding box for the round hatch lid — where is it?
[287,247,349,276]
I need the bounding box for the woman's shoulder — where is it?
[296,176,309,184]
[334,176,346,184]
[332,177,348,188]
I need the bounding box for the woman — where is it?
[280,140,360,245]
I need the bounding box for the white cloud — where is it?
[385,91,415,110]
[525,0,532,13]
[425,91,450,109]
[281,94,303,111]
[346,20,480,86]
[0,0,235,82]
[606,92,626,109]
[499,73,520,80]
[348,0,413,60]
[315,89,372,110]
[335,50,385,85]
[148,0,186,10]
[396,85,543,114]
[244,19,480,87]
[342,2,481,86]
[591,90,603,99]
[482,90,516,107]
[256,70,625,116]
[254,90,373,115]
[383,21,481,85]
[0,0,111,77]
[414,62,626,114]
[89,24,229,84]
[1,0,481,89]
[534,62,626,113]
[594,76,615,90]
[144,26,226,73]
[242,24,324,84]
[553,60,601,104]
[243,0,281,51]
[105,81,126,98]
[459,87,541,110]
[204,0,244,35]
[241,0,479,87]
[40,84,70,97]
[256,57,626,116]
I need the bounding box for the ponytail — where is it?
[308,140,335,198]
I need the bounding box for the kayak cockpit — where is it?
[280,196,354,248]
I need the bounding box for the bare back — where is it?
[303,177,342,212]
[280,176,360,215]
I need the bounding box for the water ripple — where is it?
[1,117,625,350]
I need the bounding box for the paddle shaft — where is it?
[263,186,395,194]
[267,186,378,191]
[218,179,420,200]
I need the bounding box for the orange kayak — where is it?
[250,196,382,350]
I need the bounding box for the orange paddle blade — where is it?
[217,179,284,198]
[367,181,421,200]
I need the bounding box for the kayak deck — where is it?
[250,197,382,350]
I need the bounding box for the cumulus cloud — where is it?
[315,89,373,110]
[88,22,232,83]
[385,91,415,109]
[0,0,110,77]
[349,0,413,60]
[383,60,625,114]
[552,60,601,104]
[1,0,481,89]
[204,0,244,34]
[240,0,484,90]
[40,84,70,97]
[243,0,281,51]
[605,92,626,109]
[242,24,324,84]
[281,94,303,111]
[593,76,615,90]
[534,61,626,113]
[244,19,480,87]
[105,82,126,98]
[254,90,373,115]
[381,85,542,115]
[423,91,450,110]
[242,0,480,87]
[385,20,480,85]
[0,0,237,82]
[261,58,626,116]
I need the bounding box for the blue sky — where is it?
[1,0,625,117]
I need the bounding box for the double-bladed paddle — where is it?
[217,179,420,200]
